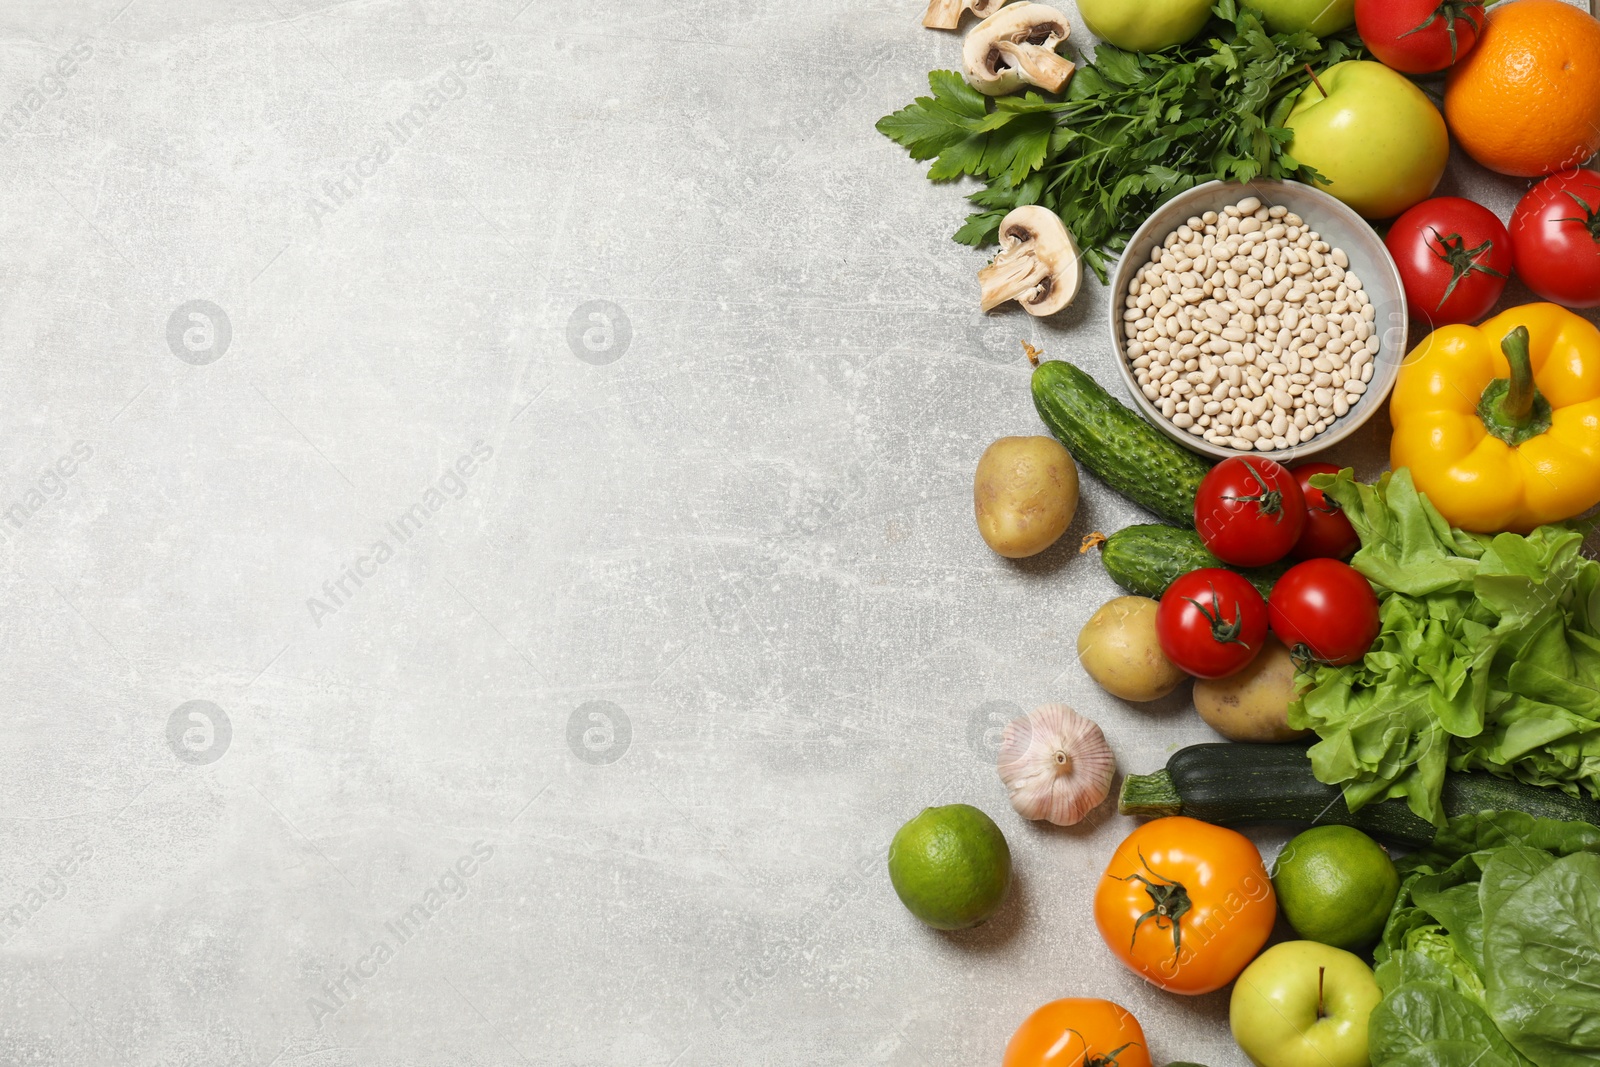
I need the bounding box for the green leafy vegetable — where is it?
[1370,812,1600,1066]
[1483,854,1600,1064]
[1370,982,1529,1067]
[1287,468,1600,826]
[874,0,1365,281]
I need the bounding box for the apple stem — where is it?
[1317,966,1326,1020]
[1304,63,1328,100]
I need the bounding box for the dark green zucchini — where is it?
[1031,359,1210,526]
[1119,743,1600,849]
[1095,524,1286,599]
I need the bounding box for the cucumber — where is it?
[1119,743,1600,850]
[1031,359,1210,526]
[1094,524,1285,599]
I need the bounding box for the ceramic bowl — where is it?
[1107,179,1407,461]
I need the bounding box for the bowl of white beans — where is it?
[1110,179,1407,460]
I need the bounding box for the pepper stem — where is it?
[1501,327,1535,424]
[1476,326,1553,447]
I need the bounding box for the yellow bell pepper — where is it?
[1390,303,1600,534]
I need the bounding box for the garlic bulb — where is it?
[997,703,1116,826]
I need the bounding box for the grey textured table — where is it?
[2,2,1597,1064]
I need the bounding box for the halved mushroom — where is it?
[978,205,1081,317]
[923,0,1011,31]
[962,3,1075,96]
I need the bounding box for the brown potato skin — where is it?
[1193,637,1311,742]
[973,436,1079,559]
[1077,596,1187,702]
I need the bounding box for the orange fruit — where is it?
[1444,0,1600,177]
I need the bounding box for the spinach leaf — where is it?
[1484,853,1600,1064]
[1370,981,1533,1067]
[1430,811,1600,859]
[1478,846,1555,934]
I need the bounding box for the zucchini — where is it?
[1119,743,1600,850]
[1031,359,1209,527]
[1094,524,1286,600]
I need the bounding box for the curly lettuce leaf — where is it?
[1288,469,1600,825]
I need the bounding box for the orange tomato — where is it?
[1002,998,1152,1067]
[1093,816,1275,995]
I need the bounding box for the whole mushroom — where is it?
[978,205,1082,316]
[923,0,1011,30]
[962,3,1076,96]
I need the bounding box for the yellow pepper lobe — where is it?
[1389,303,1600,534]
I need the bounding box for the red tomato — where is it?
[1268,560,1381,668]
[1355,0,1485,74]
[1194,457,1305,568]
[1510,169,1600,310]
[1289,463,1360,561]
[1157,569,1269,679]
[1384,197,1511,328]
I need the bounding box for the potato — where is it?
[973,436,1079,559]
[1194,637,1310,743]
[1077,596,1186,702]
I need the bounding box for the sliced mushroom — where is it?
[978,205,1081,317]
[962,3,1075,96]
[923,0,1011,31]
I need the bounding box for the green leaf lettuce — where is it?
[1288,469,1600,826]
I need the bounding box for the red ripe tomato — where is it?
[1289,463,1360,561]
[1510,169,1600,310]
[1268,560,1381,668]
[1355,0,1485,74]
[1384,197,1511,328]
[1194,457,1305,568]
[1157,569,1269,679]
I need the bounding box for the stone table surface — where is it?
[2,1,1597,1064]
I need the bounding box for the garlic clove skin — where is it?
[997,703,1116,826]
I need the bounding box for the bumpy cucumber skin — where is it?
[1100,524,1284,599]
[1031,359,1210,527]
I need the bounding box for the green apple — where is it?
[1230,941,1381,1067]
[1241,0,1355,35]
[1284,61,1449,220]
[1079,0,1213,52]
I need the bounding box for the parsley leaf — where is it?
[876,2,1367,283]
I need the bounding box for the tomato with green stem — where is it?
[1002,999,1152,1067]
[1094,817,1277,996]
[1385,197,1511,328]
[1194,457,1305,568]
[1269,558,1381,668]
[1156,569,1269,679]
[1356,0,1485,74]
[1289,462,1359,560]
[1511,169,1600,310]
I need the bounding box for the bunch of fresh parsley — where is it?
[876,0,1366,282]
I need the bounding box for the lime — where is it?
[1271,825,1400,950]
[887,804,1011,930]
